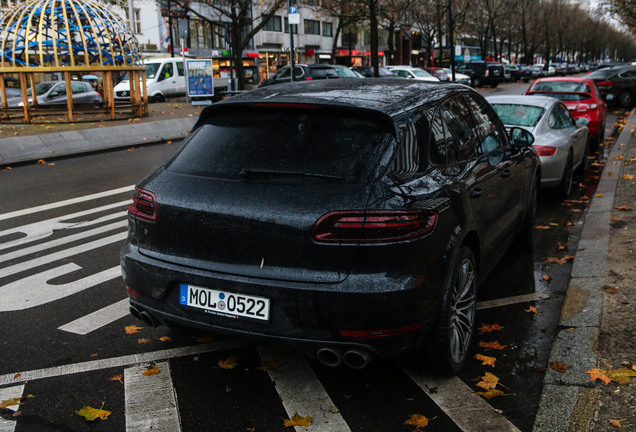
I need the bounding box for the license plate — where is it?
[179,284,270,321]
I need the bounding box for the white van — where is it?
[114,57,186,103]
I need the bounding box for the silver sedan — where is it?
[487,95,589,197]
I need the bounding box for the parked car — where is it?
[259,64,340,87]
[456,61,505,87]
[121,79,539,374]
[329,65,364,78]
[587,64,636,108]
[443,68,470,85]
[423,66,450,81]
[488,95,589,197]
[0,87,21,103]
[352,66,398,77]
[386,66,439,82]
[114,57,190,103]
[525,77,607,149]
[8,80,102,107]
[505,64,533,82]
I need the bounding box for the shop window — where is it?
[322,22,332,37]
[304,19,320,35]
[264,15,282,32]
[284,18,298,34]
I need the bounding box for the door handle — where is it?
[500,169,511,178]
[470,188,483,198]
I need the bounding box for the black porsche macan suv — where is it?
[121,79,540,374]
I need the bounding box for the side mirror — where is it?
[575,117,589,127]
[48,91,60,97]
[509,127,535,147]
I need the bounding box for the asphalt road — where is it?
[0,83,622,432]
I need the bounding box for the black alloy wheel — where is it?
[151,94,165,103]
[618,89,632,108]
[429,246,477,375]
[518,176,539,250]
[558,151,574,198]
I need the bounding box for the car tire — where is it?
[618,89,632,108]
[558,151,574,198]
[518,176,538,250]
[489,82,499,88]
[150,94,165,103]
[428,246,477,375]
[580,141,590,173]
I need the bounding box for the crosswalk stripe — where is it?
[58,298,130,335]
[0,185,134,222]
[258,345,351,432]
[402,368,522,432]
[125,361,181,431]
[0,340,251,386]
[0,384,25,432]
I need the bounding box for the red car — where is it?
[525,77,607,149]
[423,66,450,81]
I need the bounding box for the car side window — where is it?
[429,110,450,165]
[464,94,506,154]
[440,97,478,163]
[549,104,574,129]
[391,113,428,176]
[71,82,86,94]
[274,68,290,79]
[159,63,174,81]
[176,62,184,77]
[52,84,66,96]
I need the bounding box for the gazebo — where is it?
[0,0,148,123]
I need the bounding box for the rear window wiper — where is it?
[240,168,342,181]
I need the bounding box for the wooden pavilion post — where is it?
[18,72,31,123]
[64,71,74,122]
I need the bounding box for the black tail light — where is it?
[312,210,438,244]
[129,187,157,222]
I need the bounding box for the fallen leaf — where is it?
[608,171,614,176]
[257,360,282,372]
[550,361,571,373]
[549,222,559,226]
[13,373,21,380]
[404,414,436,427]
[109,375,124,383]
[596,193,604,198]
[479,340,507,350]
[217,355,239,369]
[0,395,34,409]
[542,275,551,282]
[138,338,151,344]
[536,225,551,229]
[609,419,624,428]
[476,388,506,399]
[477,323,504,333]
[525,305,539,314]
[90,353,98,357]
[544,256,575,265]
[557,242,569,251]
[159,336,171,342]
[611,216,621,221]
[605,368,636,385]
[603,287,619,294]
[36,159,46,164]
[125,325,143,334]
[475,372,500,390]
[615,205,630,211]
[144,365,160,376]
[283,413,312,427]
[474,354,497,367]
[76,402,111,421]
[586,368,612,385]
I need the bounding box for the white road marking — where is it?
[58,298,130,335]
[0,220,127,264]
[0,203,129,251]
[0,385,24,432]
[403,370,522,432]
[0,264,122,311]
[258,345,350,432]
[476,292,549,310]
[0,340,251,386]
[0,231,127,279]
[0,185,134,222]
[125,361,181,432]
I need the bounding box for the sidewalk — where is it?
[1,103,634,431]
[533,110,636,432]
[0,102,201,166]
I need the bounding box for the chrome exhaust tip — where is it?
[316,347,343,367]
[342,349,373,369]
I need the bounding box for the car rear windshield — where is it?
[530,92,590,102]
[490,104,545,127]
[587,68,618,79]
[166,107,394,184]
[531,81,590,92]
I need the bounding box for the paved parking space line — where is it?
[125,361,181,431]
[403,370,521,432]
[258,345,351,432]
[0,185,134,222]
[477,293,549,310]
[0,384,25,432]
[0,340,251,386]
[58,298,130,335]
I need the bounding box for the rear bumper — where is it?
[120,243,443,358]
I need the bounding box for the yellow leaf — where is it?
[109,375,123,383]
[479,340,507,350]
[404,414,436,427]
[474,354,497,367]
[257,360,282,372]
[76,402,111,421]
[477,323,504,333]
[159,336,171,342]
[535,225,551,229]
[475,372,500,390]
[609,419,623,428]
[586,369,612,385]
[596,193,604,198]
[144,365,160,376]
[542,275,552,281]
[218,356,239,369]
[0,395,34,409]
[283,413,312,427]
[615,205,630,211]
[605,368,636,386]
[125,325,143,334]
[476,389,505,399]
